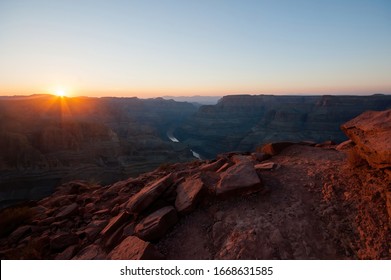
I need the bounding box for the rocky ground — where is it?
[0,110,390,260]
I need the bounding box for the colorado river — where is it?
[166,131,202,160]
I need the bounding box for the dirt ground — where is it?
[157,145,390,259]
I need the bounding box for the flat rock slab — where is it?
[175,177,204,214]
[126,174,173,214]
[216,162,262,196]
[135,206,178,241]
[108,236,163,260]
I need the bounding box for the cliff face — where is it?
[0,109,389,260]
[175,94,391,158]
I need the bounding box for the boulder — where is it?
[135,206,178,241]
[55,203,78,220]
[175,177,204,214]
[125,174,173,214]
[341,109,391,168]
[216,162,262,196]
[100,211,131,238]
[108,236,163,260]
[259,142,295,156]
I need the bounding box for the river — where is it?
[166,131,202,160]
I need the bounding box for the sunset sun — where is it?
[54,89,66,97]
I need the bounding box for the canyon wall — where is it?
[175,94,391,158]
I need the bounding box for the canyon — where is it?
[0,94,390,211]
[0,108,390,259]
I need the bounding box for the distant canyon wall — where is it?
[175,94,391,158]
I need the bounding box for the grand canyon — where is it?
[0,94,390,259]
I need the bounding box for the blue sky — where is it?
[0,0,390,97]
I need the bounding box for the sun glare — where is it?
[54,89,66,97]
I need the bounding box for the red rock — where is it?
[55,203,78,220]
[8,226,32,243]
[259,142,295,156]
[55,245,78,260]
[175,176,204,214]
[200,159,226,172]
[315,140,336,147]
[135,206,178,241]
[216,162,262,196]
[341,109,391,168]
[50,233,79,251]
[254,162,278,170]
[335,140,354,151]
[100,211,131,238]
[125,174,173,214]
[104,223,127,250]
[386,191,391,225]
[72,244,106,260]
[251,152,271,162]
[38,217,55,226]
[216,162,231,173]
[108,236,163,260]
[84,220,108,241]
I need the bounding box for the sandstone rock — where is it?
[55,203,78,220]
[44,195,76,207]
[200,158,226,172]
[104,223,127,250]
[232,155,252,164]
[254,162,278,170]
[108,236,163,260]
[341,109,391,168]
[175,177,204,214]
[386,191,391,225]
[315,140,336,147]
[50,233,79,251]
[55,245,78,260]
[135,206,178,241]
[335,140,354,151]
[251,152,271,162]
[125,174,173,214]
[260,142,295,156]
[38,217,55,226]
[216,162,262,196]
[84,220,108,241]
[8,226,32,243]
[216,162,231,173]
[72,244,106,260]
[100,212,131,238]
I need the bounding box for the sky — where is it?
[0,0,390,98]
